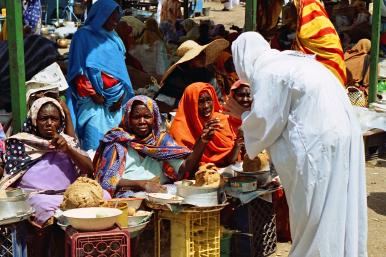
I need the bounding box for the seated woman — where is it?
[169,82,242,167]
[2,97,94,226]
[344,39,371,93]
[67,0,134,151]
[228,80,252,134]
[94,96,212,198]
[155,39,228,112]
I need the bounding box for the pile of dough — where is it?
[60,177,105,210]
[195,163,221,187]
[243,151,270,173]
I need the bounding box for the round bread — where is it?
[60,177,105,210]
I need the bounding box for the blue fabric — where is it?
[66,0,134,150]
[23,0,41,31]
[194,0,203,13]
[77,97,124,150]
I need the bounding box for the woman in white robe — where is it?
[227,32,367,257]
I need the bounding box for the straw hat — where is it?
[161,39,229,83]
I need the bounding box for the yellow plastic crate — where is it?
[155,208,221,257]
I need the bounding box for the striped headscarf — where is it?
[293,0,347,85]
[93,95,191,196]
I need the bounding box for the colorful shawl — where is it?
[94,95,191,196]
[293,0,347,85]
[169,83,235,165]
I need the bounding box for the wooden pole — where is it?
[245,0,257,31]
[6,0,26,132]
[369,0,381,103]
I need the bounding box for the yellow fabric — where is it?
[293,0,347,85]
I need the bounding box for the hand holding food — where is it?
[143,181,167,193]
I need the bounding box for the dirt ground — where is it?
[199,2,386,256]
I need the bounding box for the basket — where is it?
[65,225,130,257]
[0,228,13,257]
[231,197,277,257]
[347,86,368,107]
[155,208,221,257]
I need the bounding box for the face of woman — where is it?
[103,9,120,31]
[36,103,62,140]
[198,91,213,119]
[233,85,252,108]
[129,103,154,138]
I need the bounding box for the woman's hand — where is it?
[235,128,244,148]
[201,118,222,143]
[50,134,70,153]
[91,93,105,105]
[143,181,167,193]
[223,97,251,120]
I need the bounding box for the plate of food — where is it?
[128,210,152,226]
[147,193,184,205]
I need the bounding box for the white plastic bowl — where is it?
[128,210,152,226]
[62,207,122,231]
[116,198,144,210]
[128,220,150,238]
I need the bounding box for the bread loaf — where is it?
[243,151,270,172]
[60,177,105,210]
[195,163,221,187]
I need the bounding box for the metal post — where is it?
[6,0,26,132]
[57,0,60,24]
[245,0,257,31]
[369,0,381,103]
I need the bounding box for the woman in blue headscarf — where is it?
[67,0,134,151]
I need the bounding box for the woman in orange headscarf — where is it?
[169,82,242,167]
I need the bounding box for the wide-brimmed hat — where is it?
[161,39,229,83]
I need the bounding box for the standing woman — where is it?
[67,0,134,151]
[227,32,367,257]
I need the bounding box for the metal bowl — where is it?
[41,26,49,35]
[57,38,69,48]
[48,33,59,42]
[0,193,34,225]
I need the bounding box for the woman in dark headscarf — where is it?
[67,0,134,151]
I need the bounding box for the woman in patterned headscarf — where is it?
[94,95,207,198]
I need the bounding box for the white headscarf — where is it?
[231,32,278,83]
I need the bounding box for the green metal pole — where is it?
[369,0,381,104]
[245,0,257,31]
[6,0,26,132]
